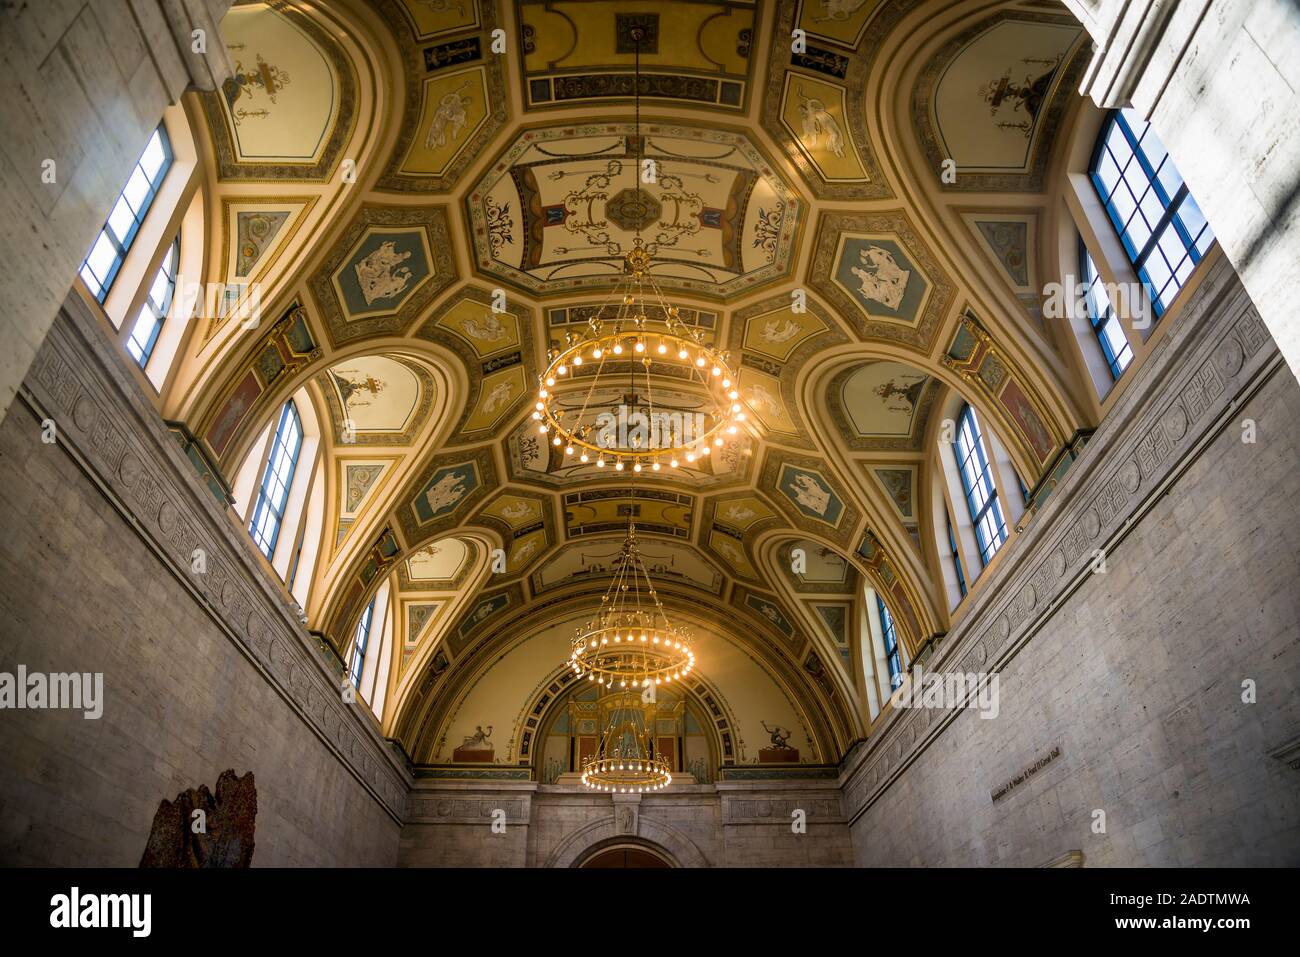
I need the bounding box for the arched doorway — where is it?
[576,841,676,868]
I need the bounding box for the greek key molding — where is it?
[840,258,1280,823]
[22,296,411,823]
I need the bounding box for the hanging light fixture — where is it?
[567,522,696,691]
[581,690,673,793]
[532,26,745,475]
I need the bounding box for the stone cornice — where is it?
[1076,0,1214,110]
[20,294,412,824]
[839,258,1280,823]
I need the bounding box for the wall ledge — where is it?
[839,258,1281,825]
[18,293,412,824]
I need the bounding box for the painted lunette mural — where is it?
[203,303,321,462]
[855,529,928,654]
[941,311,1061,475]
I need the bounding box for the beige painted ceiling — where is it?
[166,0,1101,764]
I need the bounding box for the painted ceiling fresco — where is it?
[467,123,802,297]
[183,0,1093,768]
[201,2,355,180]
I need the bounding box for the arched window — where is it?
[248,401,303,559]
[349,598,376,689]
[876,595,903,690]
[79,125,173,302]
[945,510,967,599]
[1080,243,1132,379]
[125,237,179,368]
[1090,107,1214,317]
[954,404,1007,566]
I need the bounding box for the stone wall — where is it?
[0,0,233,420]
[842,258,1300,866]
[1070,0,1300,384]
[0,295,406,866]
[398,779,852,867]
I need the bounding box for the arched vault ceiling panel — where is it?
[760,450,860,551]
[530,537,725,596]
[402,536,474,588]
[506,417,755,489]
[395,445,499,550]
[760,0,902,199]
[308,204,458,348]
[911,9,1088,192]
[413,289,536,445]
[373,0,509,192]
[516,0,758,113]
[806,210,956,352]
[827,359,940,452]
[466,122,803,298]
[727,293,851,452]
[201,2,357,181]
[316,354,435,444]
[699,493,783,583]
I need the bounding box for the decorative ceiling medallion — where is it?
[394,0,481,40]
[309,205,457,347]
[782,538,854,593]
[807,211,954,351]
[794,0,888,50]
[397,446,497,544]
[760,451,860,548]
[911,11,1088,191]
[466,122,802,298]
[402,536,473,587]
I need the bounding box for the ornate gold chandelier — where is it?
[568,523,695,690]
[531,27,745,475]
[581,692,673,793]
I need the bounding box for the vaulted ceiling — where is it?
[167,0,1100,766]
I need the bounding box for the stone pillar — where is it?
[0,0,234,419]
[1067,0,1300,383]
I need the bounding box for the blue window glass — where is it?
[877,595,903,689]
[1080,242,1132,380]
[946,510,967,599]
[1090,108,1214,317]
[80,126,173,302]
[954,404,1007,566]
[125,237,179,368]
[248,401,303,559]
[349,599,376,689]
